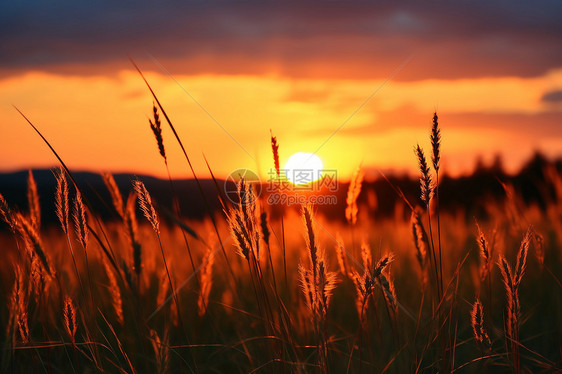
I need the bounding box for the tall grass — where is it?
[1,96,561,373]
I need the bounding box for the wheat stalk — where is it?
[150,329,170,374]
[0,193,16,233]
[470,298,491,349]
[345,167,364,225]
[379,270,398,316]
[54,168,87,298]
[475,220,491,282]
[104,174,142,285]
[430,113,445,325]
[298,264,316,314]
[229,212,251,260]
[259,209,279,293]
[352,253,395,319]
[352,269,371,319]
[15,212,51,275]
[334,233,348,277]
[374,254,398,319]
[133,180,160,234]
[498,228,530,374]
[298,206,338,373]
[27,170,41,230]
[498,255,517,340]
[63,296,77,344]
[30,255,46,306]
[73,192,88,250]
[270,130,280,178]
[149,103,167,163]
[500,259,519,370]
[259,211,270,248]
[133,179,187,336]
[55,168,69,234]
[531,229,545,267]
[430,112,441,173]
[514,227,531,287]
[415,143,441,300]
[197,245,215,317]
[299,260,338,372]
[316,260,338,318]
[411,210,428,272]
[101,172,125,219]
[373,253,395,277]
[361,242,373,270]
[125,193,142,277]
[302,205,317,275]
[11,266,29,344]
[227,179,260,261]
[498,256,515,298]
[415,145,433,206]
[102,257,124,325]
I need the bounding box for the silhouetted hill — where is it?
[0,153,560,228]
[0,170,227,228]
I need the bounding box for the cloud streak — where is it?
[541,90,562,103]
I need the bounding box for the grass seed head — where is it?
[55,168,69,234]
[27,170,41,230]
[345,167,364,225]
[63,296,77,344]
[73,192,88,250]
[102,172,125,219]
[471,298,491,348]
[270,130,280,178]
[430,112,441,173]
[415,145,433,206]
[133,180,160,234]
[150,103,166,162]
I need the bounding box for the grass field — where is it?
[1,95,561,374]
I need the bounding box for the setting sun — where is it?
[284,152,324,185]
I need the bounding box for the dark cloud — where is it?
[541,90,562,103]
[1,1,562,80]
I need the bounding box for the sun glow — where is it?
[284,152,324,185]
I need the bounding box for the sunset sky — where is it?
[1,1,562,180]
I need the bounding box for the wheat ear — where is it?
[150,103,167,163]
[27,170,41,230]
[133,180,160,234]
[270,130,280,178]
[101,172,125,219]
[471,298,491,348]
[63,296,77,344]
[345,167,364,225]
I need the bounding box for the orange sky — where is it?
[1,2,562,181]
[2,68,562,181]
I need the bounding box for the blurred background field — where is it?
[1,150,561,373]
